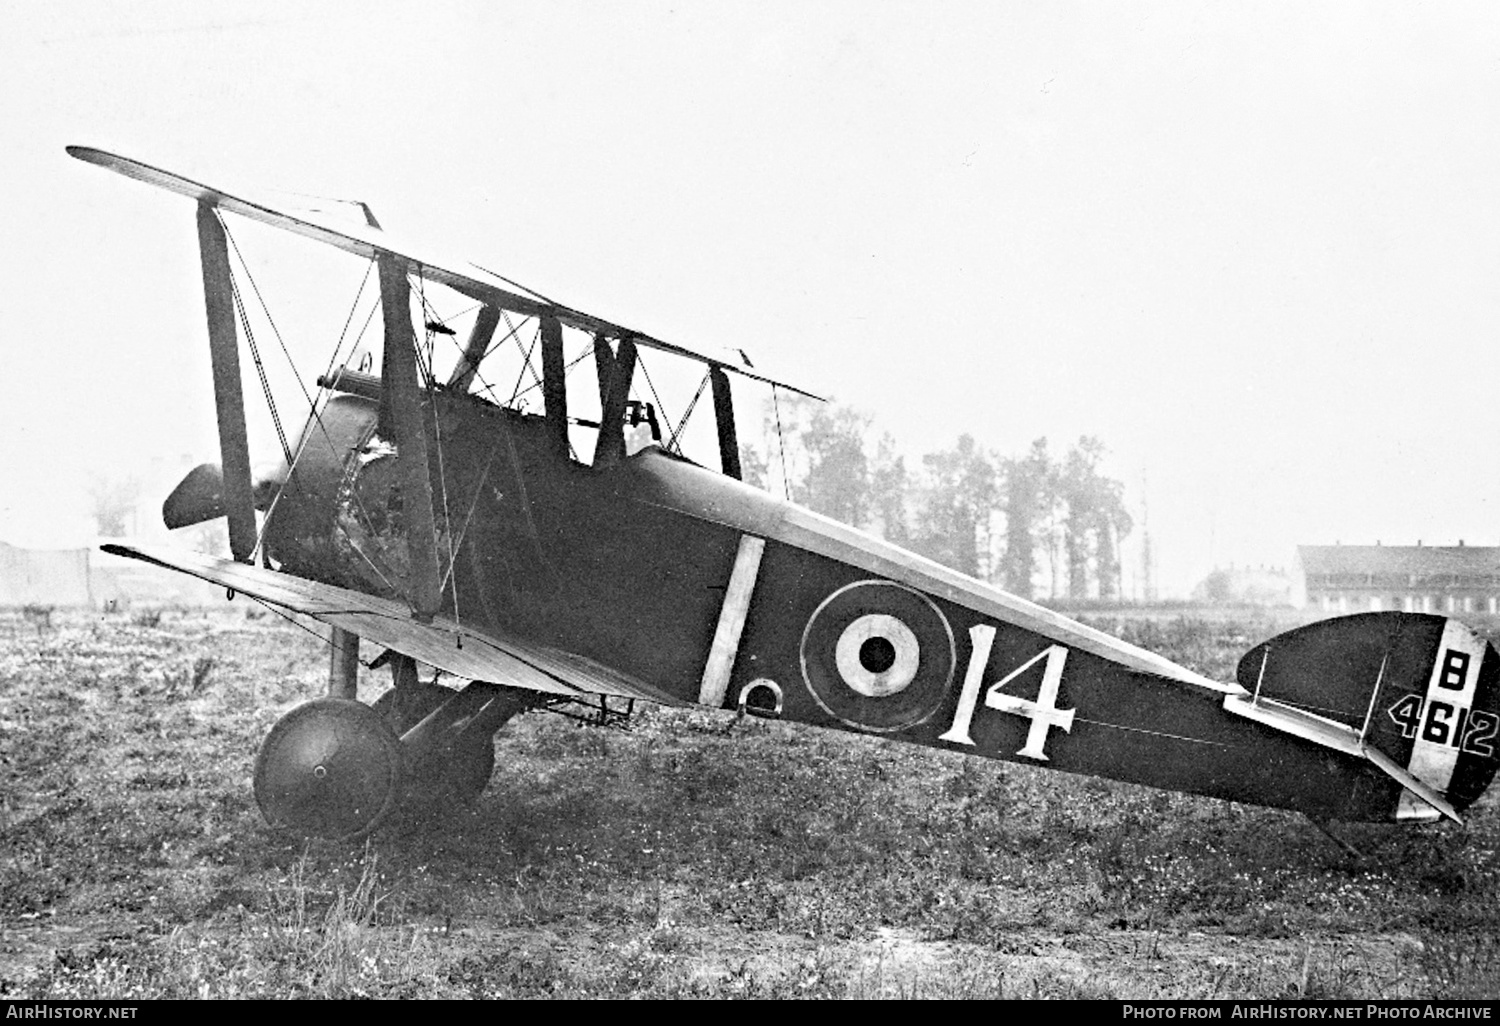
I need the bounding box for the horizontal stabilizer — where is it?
[101,542,685,708]
[1224,692,1461,823]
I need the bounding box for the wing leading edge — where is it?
[67,146,820,399]
[101,543,686,708]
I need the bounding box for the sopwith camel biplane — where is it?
[68,145,1500,842]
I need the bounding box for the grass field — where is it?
[1,605,1497,999]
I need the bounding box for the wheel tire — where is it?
[253,698,404,841]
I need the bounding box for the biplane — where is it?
[68,145,1500,842]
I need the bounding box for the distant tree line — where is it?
[742,397,1134,602]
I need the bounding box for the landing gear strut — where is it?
[252,642,532,840]
[374,681,497,807]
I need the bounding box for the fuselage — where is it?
[258,384,1448,822]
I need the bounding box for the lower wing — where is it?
[102,543,686,708]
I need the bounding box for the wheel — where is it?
[373,684,496,807]
[253,698,404,841]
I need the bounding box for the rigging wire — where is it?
[478,312,534,372]
[221,221,390,569]
[634,356,675,446]
[500,310,546,407]
[407,269,465,625]
[222,222,322,418]
[220,219,382,559]
[424,320,463,627]
[223,217,355,466]
[227,275,292,465]
[256,320,385,564]
[666,370,711,454]
[324,259,374,380]
[467,260,561,307]
[349,293,381,363]
[438,443,501,595]
[211,221,443,613]
[510,344,593,404]
[415,272,438,388]
[444,331,505,406]
[246,596,387,669]
[507,324,542,406]
[410,280,511,403]
[772,384,792,501]
[250,595,334,652]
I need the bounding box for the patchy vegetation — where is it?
[1,608,1497,998]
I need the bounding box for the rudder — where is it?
[1234,612,1500,821]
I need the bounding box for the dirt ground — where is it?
[1,607,1496,998]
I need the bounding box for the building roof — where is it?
[1298,545,1500,577]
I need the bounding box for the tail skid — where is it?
[1223,692,1460,823]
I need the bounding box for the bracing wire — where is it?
[415,272,438,388]
[511,344,593,404]
[425,333,462,626]
[223,221,321,416]
[499,310,546,408]
[479,312,534,369]
[222,221,390,571]
[508,324,542,406]
[247,596,384,669]
[773,384,792,501]
[438,444,501,595]
[635,357,675,444]
[407,269,465,624]
[219,219,384,558]
[410,279,512,404]
[444,331,504,406]
[227,275,292,465]
[323,259,374,381]
[666,370,711,454]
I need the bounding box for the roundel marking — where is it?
[800,580,955,733]
[834,614,920,698]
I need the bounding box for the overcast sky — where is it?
[4,1,1499,596]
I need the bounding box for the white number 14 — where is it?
[938,624,1075,762]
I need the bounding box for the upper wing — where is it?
[102,543,687,708]
[67,146,821,400]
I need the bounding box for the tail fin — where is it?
[1223,613,1499,823]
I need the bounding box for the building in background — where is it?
[0,540,218,608]
[0,543,97,607]
[1296,543,1500,615]
[1190,564,1294,606]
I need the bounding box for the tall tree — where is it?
[739,442,770,492]
[911,434,997,578]
[998,438,1054,599]
[1091,474,1133,602]
[1058,436,1132,601]
[88,475,140,538]
[869,431,910,545]
[1059,439,1106,599]
[800,405,871,524]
